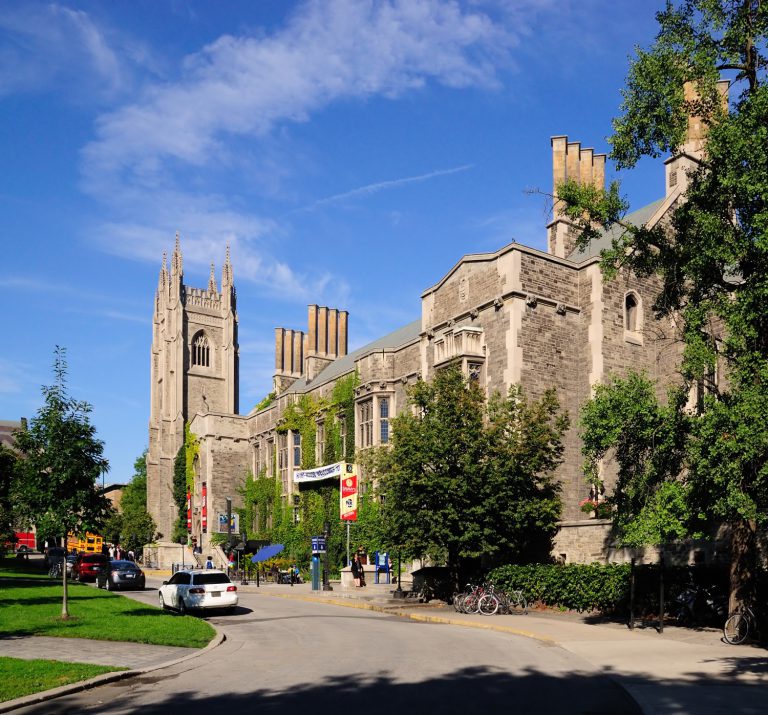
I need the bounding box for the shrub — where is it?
[487,563,631,612]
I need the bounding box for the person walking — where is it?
[351,554,365,588]
[205,556,214,569]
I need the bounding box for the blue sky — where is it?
[1,0,667,484]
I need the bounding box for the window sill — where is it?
[623,330,643,346]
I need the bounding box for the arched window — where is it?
[624,293,640,332]
[192,332,210,368]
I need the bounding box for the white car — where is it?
[158,569,238,615]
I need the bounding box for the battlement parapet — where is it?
[184,285,221,310]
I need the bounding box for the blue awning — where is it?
[250,543,285,563]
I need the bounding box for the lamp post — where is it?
[179,536,186,572]
[226,498,233,551]
[240,532,248,586]
[322,520,333,591]
[394,548,404,598]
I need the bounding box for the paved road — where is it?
[11,588,638,714]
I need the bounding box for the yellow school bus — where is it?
[66,532,103,554]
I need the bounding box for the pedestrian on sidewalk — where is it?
[205,556,214,569]
[351,554,365,587]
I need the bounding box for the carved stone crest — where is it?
[459,276,468,303]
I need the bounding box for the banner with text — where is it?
[294,461,345,484]
[340,463,358,522]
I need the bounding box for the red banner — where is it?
[340,469,358,522]
[202,482,208,533]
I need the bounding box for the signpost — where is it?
[340,463,358,567]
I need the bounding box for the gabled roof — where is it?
[567,198,666,263]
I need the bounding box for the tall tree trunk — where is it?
[61,556,70,619]
[729,519,756,613]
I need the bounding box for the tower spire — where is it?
[222,243,234,287]
[159,251,168,288]
[208,262,218,294]
[172,231,183,276]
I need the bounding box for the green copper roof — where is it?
[567,197,665,263]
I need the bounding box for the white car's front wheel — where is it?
[159,593,168,610]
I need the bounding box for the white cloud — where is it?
[0,3,155,100]
[77,0,525,306]
[0,358,31,395]
[95,212,344,304]
[81,0,517,192]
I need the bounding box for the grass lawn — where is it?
[0,557,215,648]
[0,657,124,703]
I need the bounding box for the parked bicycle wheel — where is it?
[463,593,480,614]
[724,613,750,645]
[478,594,500,616]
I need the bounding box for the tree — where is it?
[580,372,691,548]
[0,444,18,547]
[13,347,110,618]
[559,1,768,604]
[484,385,568,563]
[380,366,567,588]
[118,451,157,554]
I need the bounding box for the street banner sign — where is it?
[202,482,208,533]
[340,463,358,521]
[294,461,345,484]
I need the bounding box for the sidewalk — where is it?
[0,630,223,713]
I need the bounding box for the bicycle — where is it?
[48,561,62,578]
[478,586,528,616]
[453,583,486,614]
[453,583,475,612]
[500,588,528,615]
[724,604,758,645]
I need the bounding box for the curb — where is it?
[0,629,225,713]
[263,591,557,645]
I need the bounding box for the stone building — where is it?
[147,125,705,564]
[146,236,239,545]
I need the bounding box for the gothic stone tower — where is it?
[147,235,239,541]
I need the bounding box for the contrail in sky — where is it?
[302,164,475,211]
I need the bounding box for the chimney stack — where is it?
[665,79,729,197]
[548,135,607,257]
[303,306,350,381]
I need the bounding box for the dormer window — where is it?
[192,332,211,367]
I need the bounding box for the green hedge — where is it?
[487,563,632,613]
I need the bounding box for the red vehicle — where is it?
[4,531,36,551]
[72,553,109,582]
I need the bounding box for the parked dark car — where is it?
[96,560,146,591]
[72,553,109,582]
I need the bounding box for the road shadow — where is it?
[30,665,644,714]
